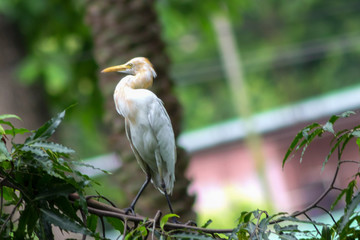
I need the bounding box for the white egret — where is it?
[101,57,176,214]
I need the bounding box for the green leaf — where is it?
[40,208,92,236]
[26,110,65,143]
[328,114,340,124]
[4,128,30,135]
[15,204,39,239]
[0,120,16,136]
[345,180,356,206]
[70,160,112,175]
[21,145,48,157]
[283,131,304,167]
[298,128,323,164]
[14,208,29,239]
[0,114,22,121]
[29,141,75,154]
[53,196,83,223]
[258,218,270,233]
[138,225,148,237]
[357,138,360,151]
[238,211,253,224]
[3,187,18,202]
[106,216,124,233]
[323,121,335,134]
[87,214,98,233]
[321,225,332,240]
[201,219,212,228]
[276,216,327,227]
[351,130,360,138]
[338,111,355,118]
[0,124,4,135]
[322,133,348,170]
[331,189,346,211]
[275,224,298,233]
[245,222,256,236]
[339,193,360,232]
[39,210,54,240]
[160,213,179,230]
[34,184,76,201]
[0,139,11,161]
[339,134,354,158]
[282,123,321,168]
[278,234,297,240]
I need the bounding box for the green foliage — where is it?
[157,0,360,130]
[0,111,97,239]
[106,216,124,235]
[160,213,179,230]
[282,110,357,168]
[0,0,105,158]
[1,110,359,239]
[149,112,359,239]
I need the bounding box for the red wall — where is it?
[186,114,360,214]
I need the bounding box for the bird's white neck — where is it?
[122,71,154,89]
[114,71,154,118]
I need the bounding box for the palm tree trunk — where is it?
[84,0,195,220]
[0,14,49,138]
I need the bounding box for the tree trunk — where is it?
[0,14,49,140]
[85,0,195,220]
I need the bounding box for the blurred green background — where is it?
[1,0,360,228]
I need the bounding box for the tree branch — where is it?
[68,193,234,234]
[0,197,22,234]
[290,161,340,218]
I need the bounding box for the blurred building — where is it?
[179,86,360,215]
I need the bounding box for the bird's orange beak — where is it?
[101,64,131,73]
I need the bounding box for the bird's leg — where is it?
[161,185,197,226]
[161,182,181,224]
[124,174,151,215]
[163,188,174,214]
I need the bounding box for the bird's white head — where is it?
[101,57,157,89]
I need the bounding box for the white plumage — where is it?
[102,57,176,213]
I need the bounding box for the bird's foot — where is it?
[184,220,197,226]
[168,217,197,226]
[168,216,180,224]
[123,206,136,215]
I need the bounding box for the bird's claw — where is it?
[169,216,181,224]
[184,220,197,226]
[124,207,136,215]
[169,217,197,226]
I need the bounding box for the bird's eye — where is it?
[127,63,133,68]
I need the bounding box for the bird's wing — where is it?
[125,118,149,174]
[147,98,176,194]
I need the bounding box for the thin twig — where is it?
[304,212,320,235]
[293,146,343,218]
[292,163,340,218]
[0,186,3,216]
[80,209,87,240]
[333,187,343,192]
[339,160,359,165]
[152,210,162,240]
[86,195,117,208]
[0,175,31,201]
[315,206,337,226]
[100,216,106,239]
[0,197,22,234]
[123,217,129,239]
[270,146,343,225]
